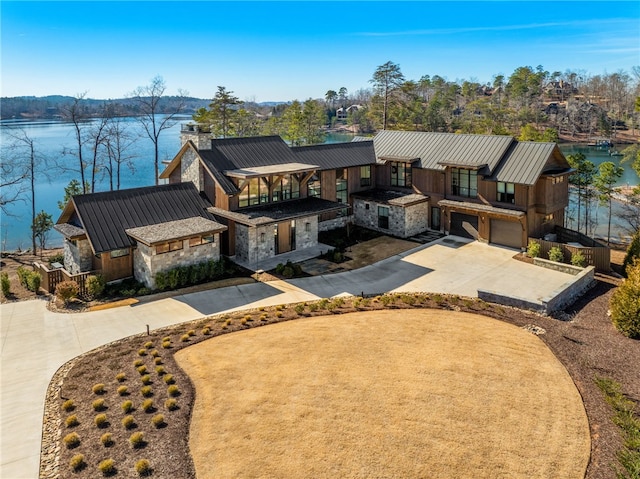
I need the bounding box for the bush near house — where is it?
[1,272,11,297]
[85,274,106,300]
[548,246,564,263]
[623,230,640,277]
[527,240,541,258]
[571,251,587,267]
[16,267,42,293]
[610,259,640,339]
[154,259,225,291]
[55,280,79,305]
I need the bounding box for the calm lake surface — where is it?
[0,119,637,251]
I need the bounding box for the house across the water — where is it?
[55,126,573,288]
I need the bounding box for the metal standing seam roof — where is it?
[490,142,563,186]
[292,141,377,169]
[209,136,299,169]
[62,183,221,254]
[373,130,514,173]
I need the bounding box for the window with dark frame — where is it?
[390,161,411,187]
[451,167,478,198]
[307,173,321,198]
[378,206,389,229]
[496,182,515,204]
[360,165,371,187]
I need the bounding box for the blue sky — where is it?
[2,1,639,102]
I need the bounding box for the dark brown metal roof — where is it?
[62,183,221,254]
[490,142,567,186]
[292,141,376,169]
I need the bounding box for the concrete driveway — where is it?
[0,237,576,479]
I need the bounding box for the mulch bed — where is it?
[44,279,639,479]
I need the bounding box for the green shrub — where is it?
[180,334,190,342]
[137,365,148,375]
[65,414,79,428]
[115,372,126,382]
[129,431,145,449]
[92,399,106,411]
[141,386,153,397]
[85,274,106,300]
[162,341,171,349]
[137,349,147,356]
[117,385,128,396]
[150,349,160,357]
[92,383,105,395]
[294,303,305,314]
[308,302,318,312]
[154,357,163,365]
[570,250,587,267]
[151,414,165,427]
[163,374,174,385]
[1,272,10,297]
[141,374,152,385]
[202,326,211,335]
[16,267,41,291]
[94,413,108,428]
[47,253,64,267]
[101,432,113,447]
[98,458,115,475]
[133,359,144,367]
[527,240,541,258]
[548,245,564,263]
[141,399,154,412]
[609,259,640,338]
[121,400,134,413]
[135,459,152,475]
[380,295,393,306]
[623,230,640,277]
[55,280,79,304]
[167,385,180,397]
[155,271,167,291]
[61,399,75,412]
[69,453,85,472]
[63,432,80,448]
[155,366,165,375]
[165,398,178,411]
[122,415,136,429]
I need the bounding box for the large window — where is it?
[451,168,478,198]
[390,162,412,187]
[336,169,348,215]
[272,174,300,202]
[238,178,268,208]
[497,182,515,204]
[308,173,321,197]
[360,165,371,187]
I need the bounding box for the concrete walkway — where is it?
[0,237,576,479]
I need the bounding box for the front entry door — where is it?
[431,207,441,230]
[277,221,292,254]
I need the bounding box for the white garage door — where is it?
[490,219,522,249]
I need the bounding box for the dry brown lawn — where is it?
[176,310,590,479]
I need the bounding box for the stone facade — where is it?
[318,215,353,232]
[132,236,221,289]
[181,148,203,193]
[352,198,429,238]
[63,238,93,274]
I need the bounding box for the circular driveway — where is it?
[176,310,590,479]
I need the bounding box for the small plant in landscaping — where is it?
[115,372,126,382]
[609,259,640,338]
[527,240,541,258]
[94,413,108,428]
[155,366,165,375]
[122,415,136,429]
[162,336,171,342]
[141,399,154,413]
[117,385,128,396]
[1,272,11,297]
[260,313,268,321]
[154,357,163,365]
[129,432,145,449]
[571,250,587,267]
[141,374,152,385]
[85,274,106,300]
[165,398,178,411]
[92,399,106,411]
[144,341,153,349]
[101,432,114,447]
[276,311,284,318]
[308,302,318,312]
[150,349,159,357]
[240,318,248,325]
[121,400,134,413]
[69,453,85,472]
[135,459,152,476]
[162,341,171,349]
[65,414,79,428]
[151,414,165,428]
[380,295,393,306]
[92,383,106,395]
[137,349,147,356]
[141,386,153,397]
[98,458,115,475]
[55,280,78,305]
[63,432,80,448]
[225,318,232,326]
[180,334,190,342]
[133,359,144,368]
[163,374,175,385]
[294,304,305,314]
[61,399,75,412]
[187,329,196,336]
[137,365,148,375]
[168,385,180,397]
[548,245,564,262]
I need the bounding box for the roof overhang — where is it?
[54,223,86,239]
[208,197,346,227]
[378,155,420,164]
[438,199,525,220]
[352,189,429,207]
[224,162,319,179]
[125,217,227,246]
[437,162,488,170]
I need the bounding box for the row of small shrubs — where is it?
[70,454,152,475]
[527,241,587,267]
[274,260,304,278]
[16,266,42,292]
[154,259,225,291]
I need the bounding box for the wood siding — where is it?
[534,177,570,214]
[99,250,133,282]
[412,169,444,196]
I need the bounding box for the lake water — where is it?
[0,119,637,251]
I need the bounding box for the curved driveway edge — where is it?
[0,237,576,478]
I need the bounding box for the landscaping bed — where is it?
[43,282,639,479]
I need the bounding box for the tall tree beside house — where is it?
[301,99,327,145]
[58,179,89,210]
[129,75,187,185]
[566,153,596,235]
[370,61,405,130]
[87,103,111,193]
[282,101,306,146]
[594,161,624,245]
[103,113,138,190]
[31,210,53,257]
[194,86,243,138]
[60,93,89,193]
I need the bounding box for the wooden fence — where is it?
[33,262,96,298]
[528,226,611,272]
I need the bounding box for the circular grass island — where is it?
[176,310,589,479]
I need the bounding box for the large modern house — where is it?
[55,126,573,288]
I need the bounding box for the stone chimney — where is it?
[180,123,213,150]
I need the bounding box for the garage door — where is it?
[450,213,478,239]
[490,219,522,249]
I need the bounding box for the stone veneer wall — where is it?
[352,199,429,238]
[318,215,352,232]
[235,216,319,268]
[181,148,203,192]
[132,236,220,289]
[63,238,93,274]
